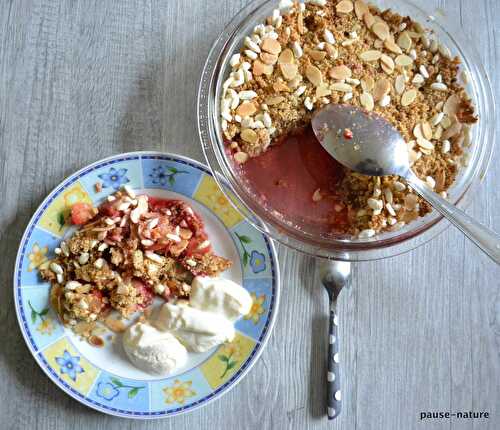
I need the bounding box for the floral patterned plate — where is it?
[14,152,280,419]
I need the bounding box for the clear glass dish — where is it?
[197,0,495,261]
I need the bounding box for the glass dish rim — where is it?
[197,0,496,261]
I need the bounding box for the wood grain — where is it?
[0,1,498,429]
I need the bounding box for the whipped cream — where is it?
[122,276,253,373]
[155,302,235,352]
[123,322,187,374]
[190,276,252,321]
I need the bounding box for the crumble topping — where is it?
[220,0,477,237]
[40,188,232,336]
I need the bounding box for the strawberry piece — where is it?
[132,279,154,309]
[71,202,95,225]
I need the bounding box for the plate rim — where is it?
[13,151,281,419]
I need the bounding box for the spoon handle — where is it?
[407,173,500,264]
[327,301,341,420]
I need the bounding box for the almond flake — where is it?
[373,78,390,101]
[354,0,369,19]
[236,102,257,118]
[416,137,434,151]
[395,54,413,67]
[329,65,352,80]
[234,152,249,164]
[360,92,374,111]
[401,89,417,106]
[397,32,412,52]
[380,54,395,72]
[413,123,423,140]
[306,65,323,87]
[361,76,375,92]
[265,96,285,105]
[421,121,433,140]
[260,52,278,65]
[331,83,353,93]
[395,74,406,94]
[325,43,338,59]
[336,0,354,14]
[278,48,294,64]
[308,49,327,61]
[359,50,382,62]
[279,63,298,80]
[443,94,460,116]
[372,21,390,41]
[241,129,258,144]
[363,12,375,29]
[261,37,281,55]
[384,38,403,54]
[252,60,272,76]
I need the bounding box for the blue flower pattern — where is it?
[98,167,129,190]
[250,250,266,273]
[55,350,84,381]
[96,382,120,401]
[149,166,188,187]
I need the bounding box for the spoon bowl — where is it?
[311,104,500,264]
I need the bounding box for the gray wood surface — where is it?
[0,1,499,429]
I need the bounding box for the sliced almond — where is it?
[416,137,434,151]
[401,89,418,106]
[261,38,281,55]
[236,102,257,117]
[331,82,353,93]
[325,43,339,59]
[260,52,278,65]
[316,84,331,98]
[434,125,443,140]
[363,12,375,29]
[413,123,423,140]
[253,60,273,76]
[297,11,305,35]
[421,122,433,140]
[372,22,390,41]
[240,129,258,144]
[278,48,294,64]
[373,78,391,101]
[265,96,285,105]
[280,63,298,80]
[442,121,463,140]
[397,32,412,52]
[443,94,460,117]
[308,49,327,61]
[360,92,374,111]
[306,65,323,87]
[354,0,369,19]
[380,54,395,73]
[395,54,413,67]
[359,50,382,62]
[329,65,352,80]
[336,0,354,14]
[233,151,249,164]
[395,74,406,94]
[361,76,375,92]
[384,38,403,55]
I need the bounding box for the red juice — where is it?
[236,126,348,235]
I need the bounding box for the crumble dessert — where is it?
[39,186,232,334]
[220,0,477,238]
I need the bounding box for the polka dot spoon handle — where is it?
[319,260,351,421]
[327,305,341,420]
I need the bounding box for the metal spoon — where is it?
[319,260,351,420]
[311,104,500,264]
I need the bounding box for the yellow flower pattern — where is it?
[163,380,196,405]
[63,187,89,207]
[245,292,266,324]
[36,317,55,335]
[27,243,48,272]
[193,176,243,228]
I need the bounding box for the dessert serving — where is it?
[219,0,477,239]
[15,152,280,417]
[38,184,253,375]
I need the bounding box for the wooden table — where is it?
[1,1,499,429]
